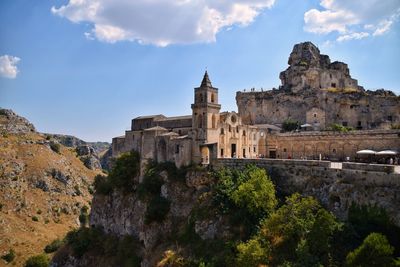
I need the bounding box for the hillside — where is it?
[0,109,101,266]
[51,154,400,267]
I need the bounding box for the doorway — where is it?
[231,144,237,158]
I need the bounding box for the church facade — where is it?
[112,72,270,167]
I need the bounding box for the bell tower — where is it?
[191,71,221,143]
[192,71,221,162]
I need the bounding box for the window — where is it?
[388,115,393,122]
[236,126,239,133]
[198,114,203,128]
[253,146,256,153]
[212,114,216,129]
[243,130,246,136]
[175,145,179,154]
[229,125,231,132]
[331,83,336,88]
[211,93,215,103]
[358,121,362,126]
[283,148,287,152]
[220,128,224,135]
[220,149,224,157]
[200,94,204,102]
[332,148,336,154]
[314,113,317,118]
[342,121,348,127]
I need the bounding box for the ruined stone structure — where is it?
[112,42,400,166]
[237,42,399,130]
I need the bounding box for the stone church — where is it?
[112,42,400,166]
[112,71,271,167]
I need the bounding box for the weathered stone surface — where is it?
[0,108,36,134]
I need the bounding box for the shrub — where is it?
[282,119,299,132]
[94,151,140,195]
[145,196,170,224]
[137,171,164,200]
[32,216,39,222]
[346,233,396,267]
[44,239,64,253]
[49,141,61,153]
[1,249,15,263]
[328,123,353,132]
[93,174,112,195]
[24,254,49,267]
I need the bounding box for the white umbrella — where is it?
[301,123,312,128]
[376,150,398,155]
[356,149,376,155]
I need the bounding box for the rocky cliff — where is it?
[236,42,400,129]
[0,109,101,265]
[47,134,111,170]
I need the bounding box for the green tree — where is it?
[282,119,299,132]
[236,238,270,267]
[258,193,341,266]
[346,233,396,267]
[108,151,140,191]
[24,254,49,267]
[230,167,277,216]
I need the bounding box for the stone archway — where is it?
[201,146,210,165]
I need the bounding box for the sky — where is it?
[0,0,399,142]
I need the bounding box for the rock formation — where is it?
[0,109,100,266]
[236,42,400,129]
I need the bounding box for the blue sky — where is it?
[0,0,399,142]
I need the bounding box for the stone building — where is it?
[112,72,270,166]
[112,42,400,166]
[237,42,400,130]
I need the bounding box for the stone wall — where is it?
[264,129,400,161]
[236,89,400,129]
[214,158,400,225]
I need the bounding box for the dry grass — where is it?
[0,133,100,266]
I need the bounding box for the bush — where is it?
[63,227,141,265]
[24,254,49,267]
[282,119,299,132]
[328,123,353,132]
[1,249,15,263]
[145,196,170,224]
[94,151,140,195]
[44,239,64,253]
[49,141,61,153]
[346,233,396,267]
[32,216,39,222]
[137,171,164,200]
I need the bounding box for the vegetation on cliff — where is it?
[51,158,400,267]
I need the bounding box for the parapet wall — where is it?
[214,158,400,225]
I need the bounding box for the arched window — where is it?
[200,94,203,103]
[211,93,215,103]
[198,114,203,128]
[212,114,216,128]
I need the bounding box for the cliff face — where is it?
[236,42,400,129]
[279,42,359,93]
[0,109,100,266]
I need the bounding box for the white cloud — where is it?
[52,0,276,46]
[304,0,400,41]
[337,32,369,42]
[0,55,21,79]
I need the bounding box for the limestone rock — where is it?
[0,108,36,134]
